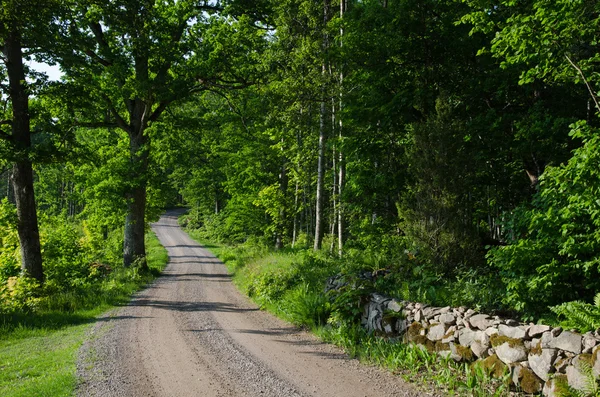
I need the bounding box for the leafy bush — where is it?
[0,200,20,282]
[245,267,300,306]
[0,276,42,314]
[40,217,95,293]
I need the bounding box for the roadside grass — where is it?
[315,324,511,396]
[187,234,514,396]
[0,231,169,397]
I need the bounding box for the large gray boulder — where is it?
[386,299,403,313]
[495,341,527,364]
[458,328,482,347]
[469,314,494,330]
[548,331,583,354]
[471,341,489,359]
[528,324,551,339]
[439,313,456,325]
[528,348,557,381]
[498,324,527,339]
[427,323,446,341]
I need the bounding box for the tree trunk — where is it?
[4,27,44,282]
[275,151,288,250]
[123,100,149,270]
[314,0,331,251]
[338,0,345,258]
[123,182,147,269]
[292,179,300,248]
[314,93,327,251]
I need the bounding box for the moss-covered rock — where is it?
[406,322,425,343]
[479,354,508,378]
[449,342,474,362]
[435,341,450,352]
[490,334,524,349]
[592,344,599,377]
[542,374,569,397]
[529,339,542,356]
[512,365,542,394]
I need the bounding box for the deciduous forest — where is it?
[1,0,600,368]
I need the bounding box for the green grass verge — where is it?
[0,231,169,397]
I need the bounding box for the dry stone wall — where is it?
[358,292,600,395]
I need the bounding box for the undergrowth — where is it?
[0,231,169,397]
[185,215,600,396]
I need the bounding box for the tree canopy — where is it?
[1,0,599,320]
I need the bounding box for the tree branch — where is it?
[155,22,187,82]
[84,49,112,67]
[198,77,255,91]
[206,88,250,132]
[74,121,118,128]
[195,4,224,13]
[565,54,600,113]
[89,22,110,52]
[148,101,170,123]
[101,93,131,133]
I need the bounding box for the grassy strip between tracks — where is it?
[186,232,526,397]
[0,232,169,397]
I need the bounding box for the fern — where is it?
[562,360,600,397]
[550,293,600,333]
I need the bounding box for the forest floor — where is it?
[76,210,430,397]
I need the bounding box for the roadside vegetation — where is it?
[185,219,599,396]
[0,226,168,397]
[185,231,512,396]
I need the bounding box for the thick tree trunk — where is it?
[123,100,149,270]
[292,180,299,248]
[4,28,44,282]
[337,0,345,258]
[123,183,147,269]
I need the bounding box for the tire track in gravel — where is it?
[77,209,427,397]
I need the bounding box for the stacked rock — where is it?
[358,293,600,395]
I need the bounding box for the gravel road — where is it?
[76,210,426,397]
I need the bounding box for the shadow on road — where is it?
[163,244,204,248]
[157,272,231,283]
[131,299,258,313]
[168,255,215,260]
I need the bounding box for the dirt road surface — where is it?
[77,210,426,397]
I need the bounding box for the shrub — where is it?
[0,200,20,283]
